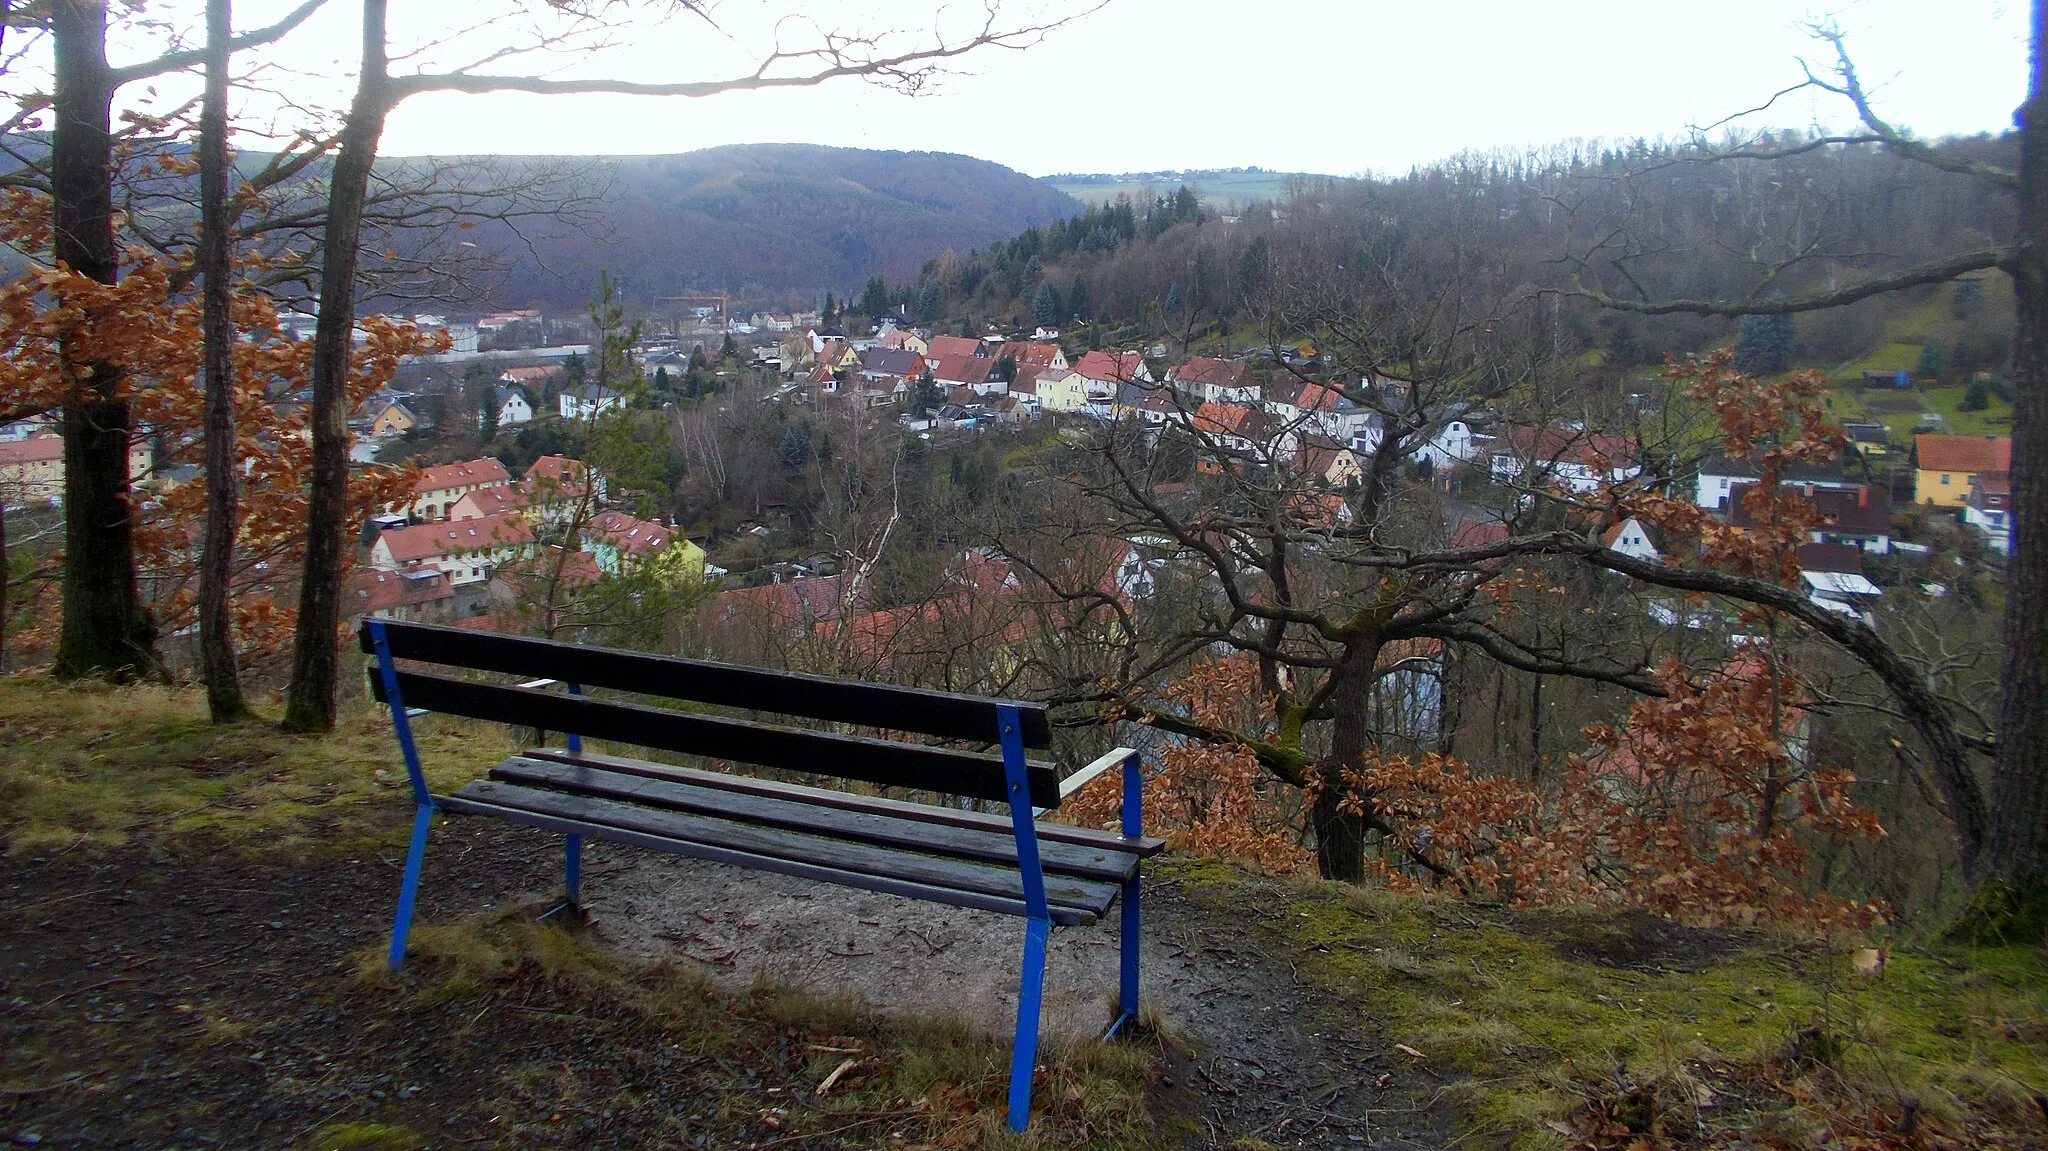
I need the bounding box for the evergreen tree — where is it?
[916,279,942,320]
[911,375,945,413]
[858,275,890,321]
[779,421,811,469]
[1031,282,1061,328]
[652,365,672,401]
[1733,313,1794,376]
[1916,338,1946,384]
[1068,275,1091,319]
[1163,281,1185,319]
[719,333,739,364]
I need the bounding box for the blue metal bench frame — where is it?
[364,618,1146,1131]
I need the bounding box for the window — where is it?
[1718,478,1729,489]
[1942,474,1952,485]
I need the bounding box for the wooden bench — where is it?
[361,618,1161,1131]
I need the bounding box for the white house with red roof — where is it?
[402,457,510,522]
[370,512,534,586]
[1489,427,1641,493]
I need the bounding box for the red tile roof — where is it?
[1073,350,1146,382]
[586,510,674,558]
[1171,356,1253,390]
[1191,401,1264,439]
[377,512,533,564]
[1914,434,2011,475]
[346,567,452,615]
[926,335,983,360]
[932,354,992,385]
[412,457,510,494]
[0,436,61,465]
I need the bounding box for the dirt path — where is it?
[588,840,1454,1149]
[1,820,1452,1150]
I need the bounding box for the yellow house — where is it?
[1030,368,1089,414]
[367,399,418,439]
[1913,434,2011,508]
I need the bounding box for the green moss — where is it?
[0,677,515,855]
[1190,864,2048,1146]
[302,1122,426,1151]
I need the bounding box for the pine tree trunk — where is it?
[1312,640,1382,882]
[282,0,389,732]
[50,0,155,681]
[1968,0,2048,938]
[197,0,248,722]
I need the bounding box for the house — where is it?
[1029,368,1090,414]
[925,335,983,361]
[559,384,623,421]
[1297,438,1364,487]
[858,347,927,386]
[1964,472,2013,555]
[402,457,510,522]
[1278,381,1375,442]
[445,483,533,523]
[581,510,706,583]
[358,396,417,439]
[0,435,152,508]
[1797,543,1883,622]
[1112,382,1177,425]
[1731,483,1894,553]
[345,567,453,623]
[476,308,542,333]
[497,365,558,392]
[1694,451,1859,511]
[493,387,534,428]
[1032,325,1060,341]
[1913,434,2011,508]
[1072,350,1153,399]
[990,340,1068,374]
[1601,516,1663,563]
[1189,402,1270,457]
[932,353,995,392]
[370,511,534,586]
[1410,420,1480,471]
[1489,427,1641,493]
[522,454,603,520]
[0,411,55,442]
[1842,422,1891,457]
[874,328,929,355]
[1168,356,1258,404]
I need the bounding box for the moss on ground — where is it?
[1182,864,2046,1149]
[0,676,513,855]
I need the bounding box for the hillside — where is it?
[415,144,1082,308]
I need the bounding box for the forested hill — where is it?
[418,144,1082,308]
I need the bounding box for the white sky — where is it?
[91,0,2033,178]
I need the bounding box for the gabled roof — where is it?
[1697,450,1851,485]
[1796,542,1866,575]
[498,366,558,384]
[1914,434,2011,475]
[1073,349,1146,382]
[1191,401,1265,439]
[925,335,983,360]
[0,435,62,465]
[414,457,511,494]
[861,347,925,377]
[710,571,855,627]
[1008,366,1043,396]
[586,510,675,557]
[1170,356,1253,390]
[377,512,533,563]
[932,354,993,385]
[1503,426,1638,468]
[450,484,532,519]
[1449,519,1511,548]
[1298,437,1357,477]
[524,455,591,489]
[1731,483,1892,535]
[347,567,452,614]
[1291,382,1357,414]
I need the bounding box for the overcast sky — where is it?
[104,0,2032,178]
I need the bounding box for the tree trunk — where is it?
[1313,639,1383,882]
[197,0,248,722]
[1964,0,2048,940]
[49,0,155,680]
[282,0,389,732]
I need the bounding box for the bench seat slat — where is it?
[447,780,1121,922]
[361,619,1053,746]
[434,791,1098,926]
[377,670,1061,808]
[521,748,1169,858]
[492,757,1144,883]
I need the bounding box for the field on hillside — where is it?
[1046,169,1349,209]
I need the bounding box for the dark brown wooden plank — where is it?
[522,748,1169,858]
[432,792,1094,926]
[446,780,1118,919]
[360,619,1050,746]
[492,756,1141,883]
[374,671,1060,808]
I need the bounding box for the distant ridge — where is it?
[429,144,1082,307]
[1041,168,1351,208]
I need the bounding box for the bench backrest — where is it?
[360,620,1060,809]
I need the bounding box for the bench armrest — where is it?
[1034,747,1138,818]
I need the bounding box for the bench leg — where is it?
[1106,870,1141,1039]
[1006,915,1051,1133]
[387,804,433,972]
[565,833,582,904]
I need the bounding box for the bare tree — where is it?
[1559,16,2045,935]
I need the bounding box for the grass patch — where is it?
[1187,865,2047,1149]
[0,675,514,855]
[364,909,1163,1148]
[302,1122,428,1151]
